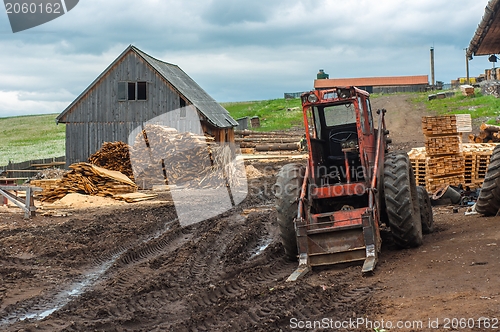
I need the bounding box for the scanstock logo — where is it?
[4,0,79,33]
[128,105,248,227]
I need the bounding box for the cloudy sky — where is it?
[0,0,494,117]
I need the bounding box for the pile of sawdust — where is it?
[245,165,263,179]
[50,193,125,209]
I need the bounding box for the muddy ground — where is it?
[1,95,499,331]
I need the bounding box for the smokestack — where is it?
[430,47,435,87]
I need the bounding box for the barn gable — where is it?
[57,45,237,165]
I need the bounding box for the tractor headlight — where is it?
[307,94,318,103]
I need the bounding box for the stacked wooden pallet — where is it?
[421,115,472,192]
[462,143,497,188]
[40,163,137,202]
[408,147,426,187]
[408,143,497,190]
[88,141,134,180]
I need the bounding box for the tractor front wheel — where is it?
[274,163,305,261]
[383,152,423,248]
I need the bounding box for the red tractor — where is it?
[275,87,433,279]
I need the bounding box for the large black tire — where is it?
[476,144,500,216]
[417,186,434,234]
[383,152,423,248]
[274,163,305,261]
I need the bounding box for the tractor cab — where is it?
[302,87,376,188]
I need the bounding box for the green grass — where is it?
[0,114,65,166]
[222,98,303,131]
[412,89,500,123]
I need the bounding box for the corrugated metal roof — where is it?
[468,0,500,57]
[58,45,237,128]
[314,75,429,89]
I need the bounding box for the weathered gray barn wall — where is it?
[61,52,200,165]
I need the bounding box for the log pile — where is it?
[130,124,243,190]
[234,130,302,154]
[88,141,134,180]
[421,115,472,192]
[468,123,500,143]
[40,163,137,202]
[408,143,498,190]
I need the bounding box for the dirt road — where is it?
[0,94,498,331]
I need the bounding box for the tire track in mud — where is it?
[4,170,381,331]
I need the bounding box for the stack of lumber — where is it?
[30,179,61,197]
[421,115,472,192]
[40,163,137,202]
[88,141,134,180]
[460,84,475,97]
[234,130,302,154]
[422,114,472,135]
[408,143,497,190]
[130,124,242,190]
[468,123,500,143]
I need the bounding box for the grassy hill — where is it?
[221,98,303,131]
[0,114,65,166]
[1,90,499,166]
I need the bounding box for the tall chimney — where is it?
[430,47,435,87]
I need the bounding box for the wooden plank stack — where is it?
[30,179,61,197]
[460,85,475,97]
[40,163,137,202]
[88,141,134,180]
[421,115,472,192]
[130,124,243,190]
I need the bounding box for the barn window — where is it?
[128,82,136,100]
[137,81,147,100]
[118,81,147,101]
[118,82,127,101]
[180,97,186,108]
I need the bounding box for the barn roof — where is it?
[467,0,500,57]
[57,45,237,128]
[314,75,429,89]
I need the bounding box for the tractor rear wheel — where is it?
[383,152,423,248]
[476,144,500,216]
[417,186,434,234]
[274,163,305,261]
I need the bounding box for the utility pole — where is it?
[430,47,435,88]
[465,48,470,85]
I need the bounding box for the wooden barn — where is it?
[57,45,238,166]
